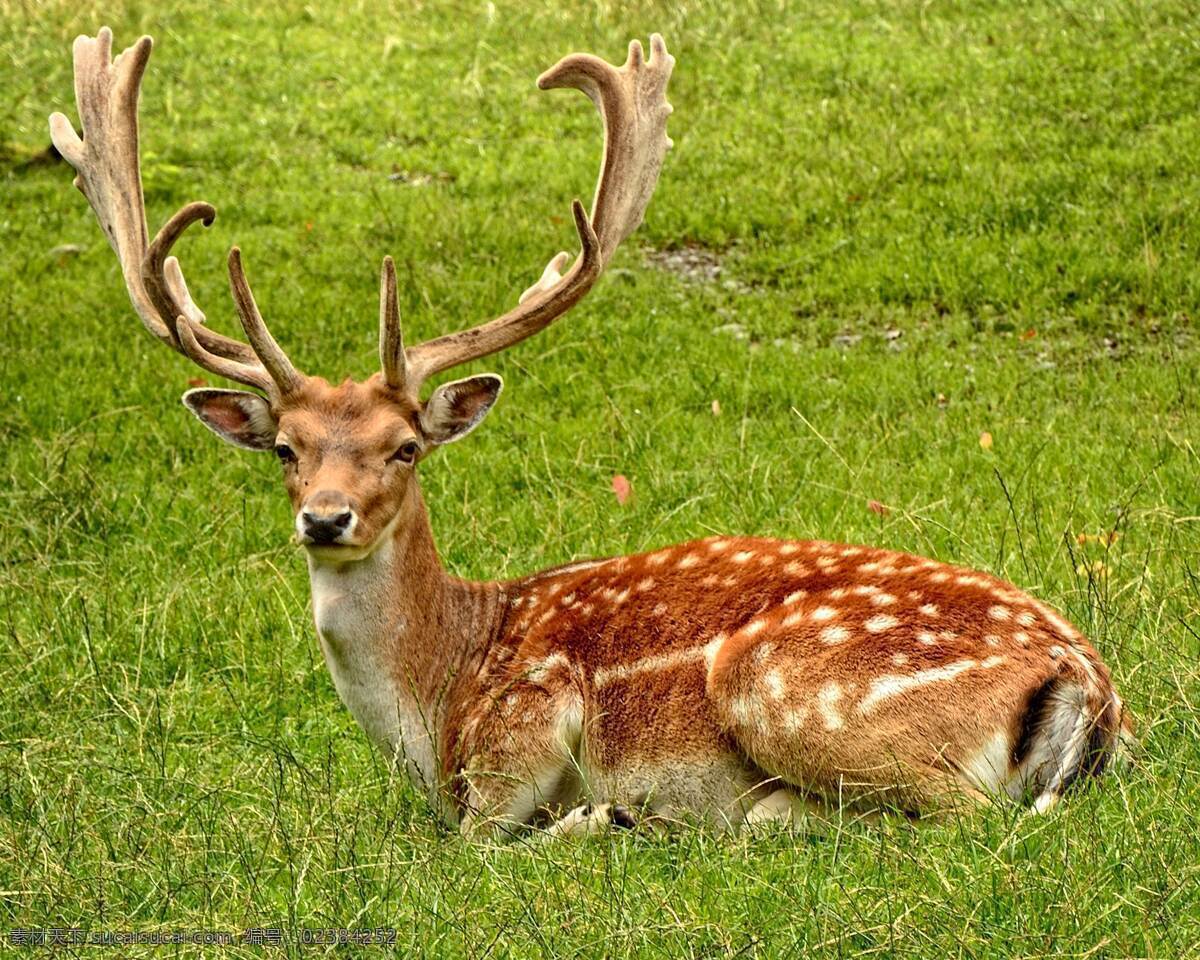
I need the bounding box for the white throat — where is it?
[306,536,440,798]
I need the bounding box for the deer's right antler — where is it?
[49,28,302,400]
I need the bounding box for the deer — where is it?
[50,28,1130,839]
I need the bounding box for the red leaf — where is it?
[868,499,889,517]
[187,377,208,388]
[1020,328,1037,341]
[611,474,632,506]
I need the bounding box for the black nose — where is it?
[302,510,352,545]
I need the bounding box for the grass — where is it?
[3,0,1200,955]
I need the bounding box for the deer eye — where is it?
[389,441,420,464]
[274,443,297,464]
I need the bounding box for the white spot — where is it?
[707,539,731,553]
[858,659,978,714]
[858,562,881,573]
[984,634,1001,647]
[784,590,807,605]
[752,642,775,664]
[820,625,849,645]
[930,571,949,583]
[732,551,754,564]
[852,584,880,596]
[817,682,844,731]
[646,550,672,567]
[741,618,768,638]
[907,590,923,601]
[1017,611,1037,626]
[781,610,805,628]
[700,573,721,587]
[864,614,900,633]
[840,546,864,557]
[764,669,785,700]
[981,655,1007,668]
[989,605,1011,621]
[812,606,839,622]
[783,561,808,576]
[1049,645,1065,659]
[1014,631,1029,646]
[891,653,909,666]
[917,631,937,646]
[816,556,839,569]
[783,708,809,732]
[702,634,727,673]
[871,593,897,606]
[536,608,556,627]
[1039,604,1080,639]
[779,543,800,556]
[919,604,939,617]
[956,575,984,587]
[652,602,669,616]
[759,554,776,567]
[677,554,700,569]
[636,577,656,592]
[829,587,848,599]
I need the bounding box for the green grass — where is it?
[3,0,1200,955]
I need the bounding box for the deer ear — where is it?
[182,388,278,451]
[419,374,503,446]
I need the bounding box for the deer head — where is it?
[51,29,674,561]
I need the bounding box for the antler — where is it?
[385,34,675,398]
[49,28,302,400]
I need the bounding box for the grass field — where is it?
[3,0,1200,955]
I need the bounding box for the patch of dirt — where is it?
[644,244,751,293]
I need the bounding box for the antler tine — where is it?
[378,256,407,390]
[400,34,674,391]
[174,315,276,394]
[50,28,298,394]
[144,202,258,362]
[227,249,303,397]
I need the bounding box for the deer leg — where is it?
[543,802,641,838]
[744,787,821,828]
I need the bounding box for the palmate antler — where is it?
[52,29,673,405]
[49,29,301,400]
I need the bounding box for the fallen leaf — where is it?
[611,474,631,506]
[305,221,314,231]
[711,399,721,416]
[979,431,993,450]
[1020,328,1038,341]
[187,377,208,388]
[936,392,948,408]
[868,499,889,517]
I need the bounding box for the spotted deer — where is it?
[51,28,1129,838]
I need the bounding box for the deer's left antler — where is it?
[384,34,675,398]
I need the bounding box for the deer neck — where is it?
[305,482,504,800]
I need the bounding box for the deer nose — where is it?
[300,505,354,545]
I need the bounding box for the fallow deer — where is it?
[51,28,1129,838]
